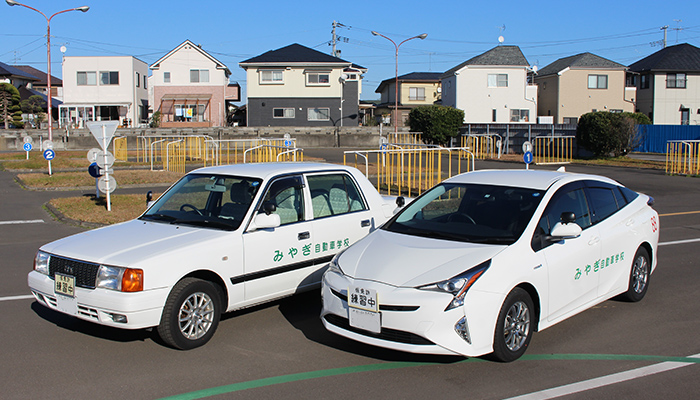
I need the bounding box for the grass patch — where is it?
[0,150,148,170]
[48,193,161,225]
[18,170,183,189]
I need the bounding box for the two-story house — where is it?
[374,72,442,127]
[239,43,365,127]
[535,53,635,124]
[441,45,537,124]
[61,56,149,128]
[628,43,700,125]
[150,40,240,128]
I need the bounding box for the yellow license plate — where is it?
[55,273,75,298]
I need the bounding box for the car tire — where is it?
[492,288,534,362]
[158,278,221,350]
[620,247,650,302]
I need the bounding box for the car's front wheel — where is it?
[158,278,221,350]
[620,247,650,302]
[492,288,534,362]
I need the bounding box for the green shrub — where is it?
[576,111,648,157]
[408,105,464,146]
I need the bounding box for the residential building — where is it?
[150,40,240,128]
[374,72,442,127]
[441,46,537,124]
[535,53,635,124]
[239,43,366,127]
[14,65,64,102]
[628,43,700,125]
[61,56,149,128]
[1,62,63,126]
[0,61,37,88]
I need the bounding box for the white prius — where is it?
[29,162,403,349]
[321,169,659,362]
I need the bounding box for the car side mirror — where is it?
[248,212,281,232]
[396,196,406,208]
[547,221,582,241]
[560,211,576,224]
[262,201,276,215]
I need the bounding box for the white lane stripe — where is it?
[0,219,45,225]
[0,295,34,302]
[659,238,700,246]
[505,353,700,400]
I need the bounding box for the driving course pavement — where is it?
[1,153,699,400]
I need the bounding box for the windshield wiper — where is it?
[171,218,236,231]
[140,213,176,222]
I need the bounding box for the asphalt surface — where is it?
[1,151,699,400]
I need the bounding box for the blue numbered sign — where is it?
[23,142,33,152]
[43,149,56,161]
[523,151,533,165]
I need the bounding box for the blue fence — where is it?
[634,125,700,153]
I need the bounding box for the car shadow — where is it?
[277,289,467,364]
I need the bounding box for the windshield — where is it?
[140,173,262,231]
[384,183,544,244]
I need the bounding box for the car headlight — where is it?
[327,249,347,275]
[34,251,50,275]
[418,260,490,311]
[96,265,143,292]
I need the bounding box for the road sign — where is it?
[98,176,117,194]
[524,151,533,165]
[522,141,532,154]
[23,142,32,152]
[23,136,33,144]
[88,163,102,178]
[96,150,115,169]
[43,140,54,150]
[43,149,56,161]
[87,148,101,163]
[284,139,292,147]
[86,121,119,151]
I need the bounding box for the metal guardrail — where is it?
[666,140,700,175]
[460,134,501,159]
[344,146,475,197]
[112,137,128,161]
[532,135,574,164]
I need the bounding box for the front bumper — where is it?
[320,269,500,357]
[28,270,169,329]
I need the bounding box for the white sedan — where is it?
[29,163,402,349]
[321,169,659,362]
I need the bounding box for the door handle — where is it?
[361,219,371,227]
[588,236,600,246]
[298,231,310,240]
[626,219,635,226]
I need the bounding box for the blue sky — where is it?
[2,0,699,104]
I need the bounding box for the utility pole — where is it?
[660,25,669,48]
[331,21,340,57]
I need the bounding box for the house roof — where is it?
[17,85,62,108]
[537,53,627,77]
[628,43,700,73]
[13,65,62,86]
[240,43,362,68]
[0,61,39,81]
[375,72,442,93]
[442,45,529,78]
[150,39,231,76]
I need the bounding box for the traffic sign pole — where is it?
[102,125,111,212]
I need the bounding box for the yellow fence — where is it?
[460,135,500,159]
[666,140,700,175]
[387,132,423,145]
[344,147,475,197]
[112,137,128,161]
[532,135,574,164]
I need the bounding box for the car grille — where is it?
[49,255,99,289]
[330,288,420,312]
[324,314,434,346]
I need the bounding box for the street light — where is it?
[371,31,427,134]
[6,0,89,142]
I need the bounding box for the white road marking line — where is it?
[0,294,34,302]
[505,353,700,400]
[659,238,700,246]
[0,219,45,225]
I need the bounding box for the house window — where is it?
[681,108,690,125]
[588,74,608,89]
[174,104,206,122]
[667,73,686,88]
[487,74,508,87]
[77,71,96,86]
[190,69,210,83]
[99,71,119,85]
[273,108,295,118]
[563,117,578,125]
[136,72,140,88]
[510,109,529,122]
[144,75,147,89]
[409,87,425,101]
[307,72,330,86]
[260,70,283,84]
[492,109,497,122]
[626,74,637,87]
[640,74,650,89]
[308,107,330,121]
[164,72,171,83]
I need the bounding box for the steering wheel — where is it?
[180,204,203,216]
[448,212,476,224]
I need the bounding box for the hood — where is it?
[339,229,506,287]
[41,220,229,267]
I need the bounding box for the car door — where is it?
[240,175,317,304]
[305,172,376,270]
[532,182,601,322]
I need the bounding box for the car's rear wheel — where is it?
[158,278,221,350]
[492,288,534,362]
[620,247,650,302]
